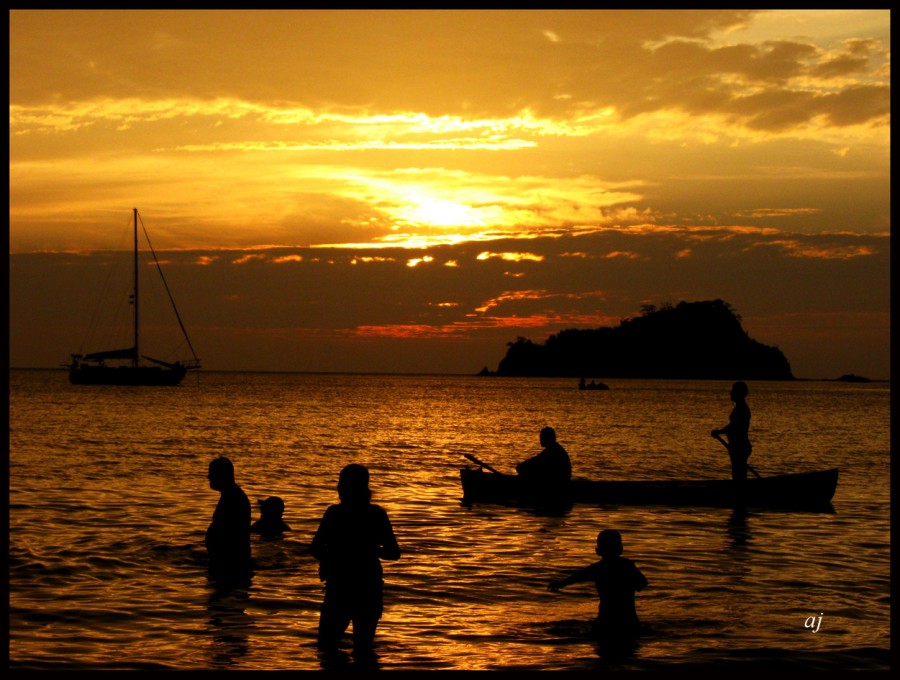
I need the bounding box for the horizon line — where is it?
[8,366,890,382]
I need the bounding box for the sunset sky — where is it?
[9,10,890,378]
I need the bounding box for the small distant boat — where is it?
[578,378,608,390]
[67,208,200,386]
[460,458,838,512]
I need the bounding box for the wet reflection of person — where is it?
[206,588,252,667]
[310,464,400,657]
[548,529,648,642]
[205,456,252,588]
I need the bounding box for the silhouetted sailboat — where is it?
[68,208,200,386]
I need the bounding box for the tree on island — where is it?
[492,299,794,380]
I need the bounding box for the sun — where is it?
[392,195,487,229]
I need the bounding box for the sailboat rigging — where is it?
[68,208,201,386]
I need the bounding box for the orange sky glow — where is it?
[9,10,890,378]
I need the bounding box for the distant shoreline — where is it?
[10,366,890,382]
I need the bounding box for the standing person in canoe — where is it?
[516,426,572,499]
[310,464,401,660]
[548,529,648,641]
[711,381,753,484]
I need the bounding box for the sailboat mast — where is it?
[133,207,139,368]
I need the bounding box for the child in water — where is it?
[251,496,291,538]
[548,529,648,639]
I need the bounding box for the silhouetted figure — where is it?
[516,426,572,498]
[579,378,609,391]
[548,529,648,640]
[711,381,752,484]
[251,496,291,538]
[205,456,252,585]
[310,464,400,656]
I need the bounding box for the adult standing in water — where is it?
[711,381,752,484]
[310,464,401,657]
[205,456,252,585]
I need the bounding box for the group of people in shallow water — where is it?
[205,459,400,657]
[204,381,752,657]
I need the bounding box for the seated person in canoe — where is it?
[516,426,572,495]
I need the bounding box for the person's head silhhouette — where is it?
[596,529,623,558]
[259,495,285,518]
[516,426,572,495]
[252,495,290,537]
[208,456,235,491]
[338,463,372,505]
[540,426,556,447]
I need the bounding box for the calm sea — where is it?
[8,370,891,671]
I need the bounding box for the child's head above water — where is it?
[595,529,624,558]
[258,496,285,519]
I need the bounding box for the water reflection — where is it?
[317,647,381,671]
[531,499,574,518]
[593,634,640,663]
[543,618,644,665]
[205,584,254,667]
[726,508,752,549]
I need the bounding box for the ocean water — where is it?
[8,370,891,671]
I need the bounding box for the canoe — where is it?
[459,465,838,511]
[578,379,609,390]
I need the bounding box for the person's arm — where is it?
[517,451,546,476]
[378,508,401,561]
[712,422,733,438]
[712,403,737,438]
[632,563,648,591]
[548,565,592,591]
[309,508,332,562]
[715,403,751,438]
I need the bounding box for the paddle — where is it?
[463,453,502,474]
[713,433,762,479]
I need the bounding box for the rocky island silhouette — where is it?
[480,299,795,380]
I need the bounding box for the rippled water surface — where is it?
[8,370,891,670]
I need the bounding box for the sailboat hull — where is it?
[69,364,187,386]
